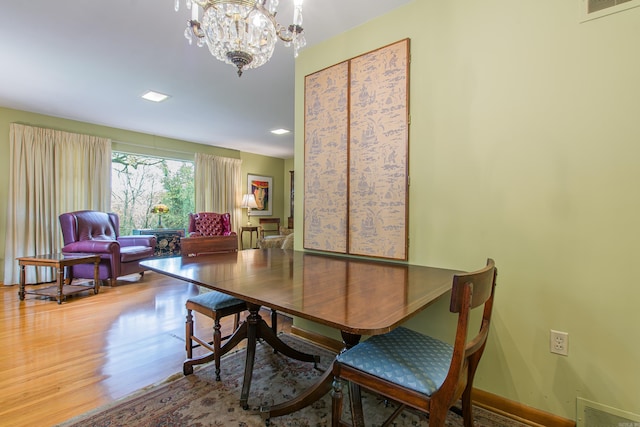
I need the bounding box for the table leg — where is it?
[240,303,320,411]
[262,331,358,421]
[93,259,100,294]
[256,319,319,364]
[240,306,259,409]
[56,266,64,304]
[267,367,334,419]
[18,264,25,300]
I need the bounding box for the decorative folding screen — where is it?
[304,39,409,260]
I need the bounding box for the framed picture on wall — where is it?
[248,174,272,216]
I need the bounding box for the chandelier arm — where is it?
[189,20,205,38]
[276,24,303,43]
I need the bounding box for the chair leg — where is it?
[233,313,240,330]
[461,385,474,427]
[271,309,278,334]
[271,309,279,354]
[213,316,222,381]
[185,309,194,359]
[348,382,365,427]
[427,407,448,427]
[331,377,344,426]
[462,352,482,427]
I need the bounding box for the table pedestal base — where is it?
[258,326,363,423]
[236,304,320,415]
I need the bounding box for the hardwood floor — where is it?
[0,271,291,427]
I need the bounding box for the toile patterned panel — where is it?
[349,39,409,260]
[304,39,409,260]
[303,61,349,253]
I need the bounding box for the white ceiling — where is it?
[0,0,412,159]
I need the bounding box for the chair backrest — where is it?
[59,210,120,245]
[259,218,280,237]
[188,212,233,237]
[445,258,497,390]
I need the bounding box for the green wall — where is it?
[294,0,640,421]
[0,107,288,278]
[237,152,290,248]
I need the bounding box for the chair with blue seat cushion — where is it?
[181,217,246,380]
[184,289,247,380]
[331,259,498,427]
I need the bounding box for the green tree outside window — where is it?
[111,152,194,235]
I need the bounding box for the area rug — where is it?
[57,334,529,427]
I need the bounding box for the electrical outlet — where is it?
[550,330,569,356]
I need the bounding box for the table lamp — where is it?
[240,193,259,226]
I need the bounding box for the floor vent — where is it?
[577,397,640,427]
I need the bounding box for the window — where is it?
[111,152,195,234]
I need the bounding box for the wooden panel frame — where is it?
[304,39,410,260]
[303,61,349,253]
[348,39,409,259]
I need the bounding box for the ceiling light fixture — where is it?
[175,0,306,77]
[142,90,170,102]
[270,128,290,135]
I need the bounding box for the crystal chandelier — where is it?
[175,0,306,77]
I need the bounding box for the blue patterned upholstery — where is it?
[336,326,453,396]
[187,290,245,310]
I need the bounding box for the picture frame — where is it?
[247,174,272,216]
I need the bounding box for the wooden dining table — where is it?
[140,249,461,422]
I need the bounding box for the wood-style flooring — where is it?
[0,271,291,427]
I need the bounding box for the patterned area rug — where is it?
[57,335,528,427]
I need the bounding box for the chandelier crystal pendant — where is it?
[175,0,306,77]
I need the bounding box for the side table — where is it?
[17,253,100,304]
[240,226,259,249]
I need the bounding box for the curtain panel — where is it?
[3,123,111,285]
[194,153,242,234]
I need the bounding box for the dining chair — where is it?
[184,289,247,380]
[331,258,498,427]
[182,222,246,381]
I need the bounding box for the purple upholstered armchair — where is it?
[59,210,157,286]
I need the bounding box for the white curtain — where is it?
[194,153,242,232]
[4,123,111,285]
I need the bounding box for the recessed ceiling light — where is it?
[142,90,170,103]
[271,128,290,135]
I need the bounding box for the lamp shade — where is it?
[240,194,259,209]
